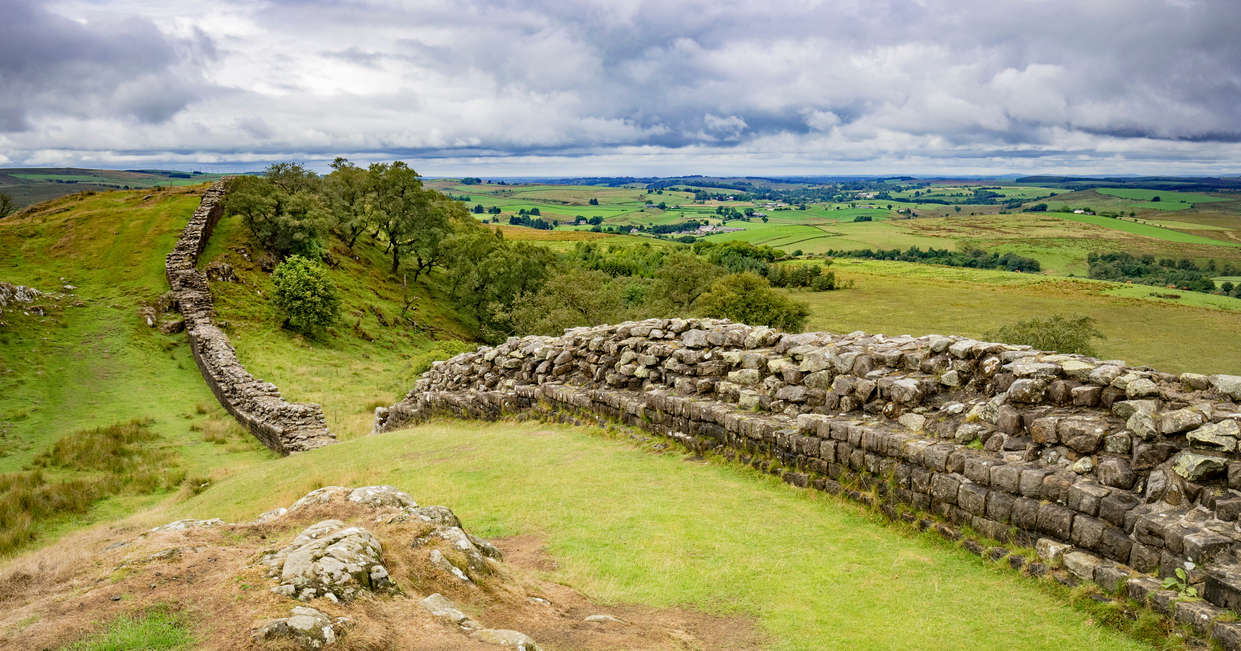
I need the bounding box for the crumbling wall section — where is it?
[166,181,334,454]
[377,317,1241,624]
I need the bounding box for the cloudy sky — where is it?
[2,0,1239,176]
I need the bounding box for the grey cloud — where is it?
[0,0,214,131]
[2,0,1240,172]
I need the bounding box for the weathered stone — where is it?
[1210,374,1241,400]
[1096,457,1136,489]
[1158,408,1207,435]
[1113,399,1157,419]
[681,329,709,348]
[1126,378,1159,399]
[1063,550,1102,580]
[1186,420,1240,453]
[470,629,540,650]
[1126,411,1158,441]
[262,520,393,602]
[420,593,477,630]
[1007,379,1047,403]
[1059,418,1105,454]
[889,379,923,405]
[1171,451,1228,481]
[255,606,340,649]
[1036,538,1070,563]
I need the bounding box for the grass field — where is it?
[147,419,1151,650]
[793,259,1241,373]
[1051,211,1241,247]
[1096,187,1232,207]
[0,168,226,210]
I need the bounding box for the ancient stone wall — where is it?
[377,317,1241,624]
[166,181,334,454]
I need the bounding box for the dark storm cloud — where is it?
[2,0,1239,172]
[0,0,214,132]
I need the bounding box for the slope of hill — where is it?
[0,168,226,211]
[0,185,1221,648]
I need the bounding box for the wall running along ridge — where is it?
[377,317,1241,642]
[166,182,335,454]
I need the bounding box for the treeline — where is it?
[1087,252,1219,292]
[506,239,843,336]
[224,160,843,342]
[824,245,1042,272]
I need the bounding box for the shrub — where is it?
[694,272,810,332]
[272,255,340,333]
[984,314,1104,356]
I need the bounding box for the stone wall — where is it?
[166,181,334,454]
[377,317,1241,622]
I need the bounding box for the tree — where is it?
[984,314,1104,356]
[589,198,599,205]
[694,272,809,332]
[0,192,14,219]
[443,227,554,340]
[225,165,328,259]
[272,255,340,334]
[508,267,629,335]
[368,161,460,278]
[647,253,722,313]
[322,157,371,249]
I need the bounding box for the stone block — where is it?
[957,482,988,516]
[1063,550,1102,580]
[1036,503,1074,540]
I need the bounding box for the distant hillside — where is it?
[0,168,226,210]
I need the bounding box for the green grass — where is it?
[1096,187,1231,207]
[159,419,1149,651]
[1050,212,1241,247]
[798,259,1241,373]
[0,188,271,477]
[203,213,476,439]
[64,606,194,651]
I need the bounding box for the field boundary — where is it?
[164,181,335,454]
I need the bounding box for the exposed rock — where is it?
[1186,420,1240,453]
[1158,408,1206,435]
[1097,457,1136,489]
[348,485,417,509]
[1007,379,1047,403]
[420,593,477,630]
[1171,452,1227,482]
[204,259,237,282]
[254,606,343,649]
[263,520,394,601]
[1125,378,1159,399]
[151,518,223,532]
[470,628,540,650]
[429,549,472,583]
[1211,375,1241,401]
[584,614,627,625]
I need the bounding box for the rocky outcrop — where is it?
[262,519,395,602]
[254,606,349,650]
[378,317,1241,625]
[165,181,334,454]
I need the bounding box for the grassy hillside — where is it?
[145,419,1150,650]
[0,168,226,210]
[0,185,475,552]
